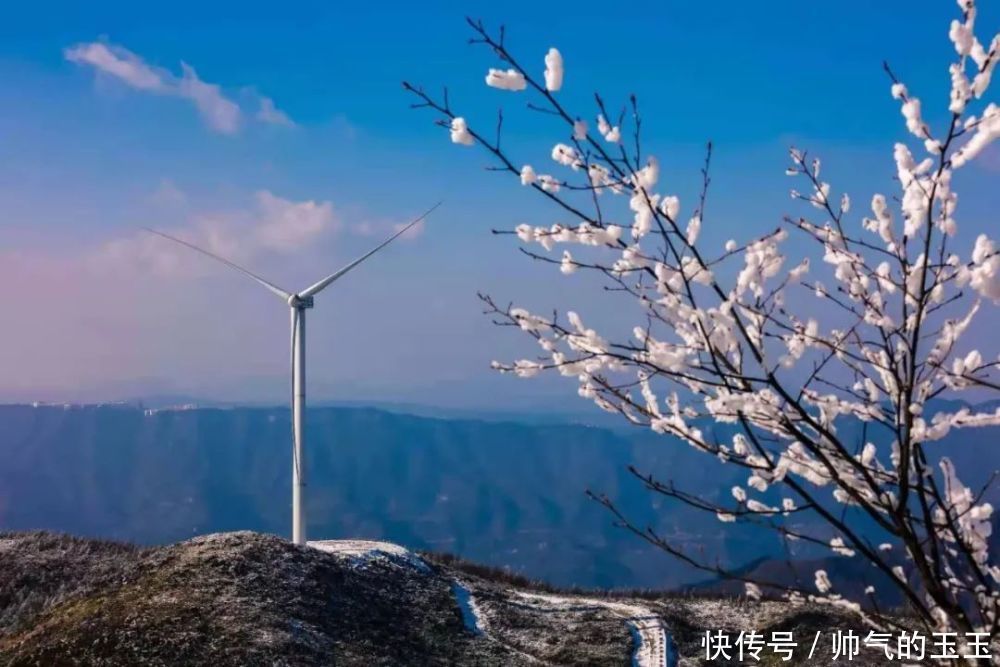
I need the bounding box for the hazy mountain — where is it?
[0,402,996,590]
[0,404,767,589]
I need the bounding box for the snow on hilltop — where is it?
[308,539,432,573]
[511,591,669,667]
[0,531,887,665]
[309,537,671,664]
[307,538,671,665]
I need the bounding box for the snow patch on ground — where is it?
[450,580,484,635]
[307,539,676,664]
[308,539,431,573]
[677,598,788,633]
[513,591,671,667]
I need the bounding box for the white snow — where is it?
[308,538,676,664]
[308,539,430,573]
[513,591,670,667]
[451,580,485,635]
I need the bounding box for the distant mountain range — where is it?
[0,401,996,590]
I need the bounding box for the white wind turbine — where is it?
[145,202,440,545]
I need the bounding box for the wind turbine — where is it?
[145,202,440,545]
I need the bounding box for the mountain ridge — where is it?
[0,401,996,591]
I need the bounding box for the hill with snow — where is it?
[0,530,895,666]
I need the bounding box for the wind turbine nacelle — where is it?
[288,294,315,309]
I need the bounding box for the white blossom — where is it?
[520,165,537,185]
[685,215,701,245]
[431,0,1000,638]
[969,233,1000,301]
[537,174,561,193]
[551,143,583,169]
[900,96,928,138]
[560,250,577,275]
[512,359,542,377]
[449,117,474,145]
[635,157,659,190]
[830,537,856,557]
[544,48,564,92]
[597,114,620,143]
[485,68,527,91]
[952,104,1000,166]
[659,196,680,221]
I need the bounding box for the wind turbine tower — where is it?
[146,203,439,545]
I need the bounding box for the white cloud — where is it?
[352,216,426,241]
[393,219,426,240]
[149,179,188,208]
[94,190,336,277]
[177,62,241,134]
[352,221,375,236]
[65,40,291,135]
[252,191,333,252]
[91,189,426,293]
[65,42,167,92]
[257,96,295,127]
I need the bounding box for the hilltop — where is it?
[0,531,888,665]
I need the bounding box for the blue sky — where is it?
[0,0,997,408]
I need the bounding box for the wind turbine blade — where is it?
[299,201,441,298]
[143,227,291,300]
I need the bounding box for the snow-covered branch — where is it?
[408,3,1000,653]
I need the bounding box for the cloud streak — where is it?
[97,189,337,278]
[65,41,293,134]
[252,191,334,253]
[94,182,427,284]
[257,97,295,127]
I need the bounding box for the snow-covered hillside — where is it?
[0,531,886,666]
